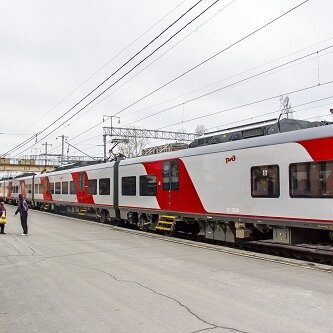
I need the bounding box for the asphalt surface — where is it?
[0,205,332,333]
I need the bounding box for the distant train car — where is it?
[4,175,34,204]
[32,162,117,222]
[0,179,6,199]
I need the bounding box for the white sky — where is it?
[1,0,332,164]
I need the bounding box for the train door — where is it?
[162,160,180,211]
[77,172,86,202]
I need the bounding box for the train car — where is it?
[32,162,117,222]
[4,176,32,204]
[118,121,333,243]
[0,179,7,199]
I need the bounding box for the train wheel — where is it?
[100,210,109,224]
[191,222,201,236]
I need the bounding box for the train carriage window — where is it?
[290,161,333,198]
[99,178,110,195]
[28,184,32,194]
[122,176,136,196]
[55,182,61,194]
[34,184,38,194]
[140,175,157,196]
[70,181,75,195]
[162,160,179,190]
[50,183,55,194]
[62,182,68,195]
[88,179,97,195]
[251,165,280,198]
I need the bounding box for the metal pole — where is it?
[61,135,64,164]
[103,115,120,161]
[103,134,107,161]
[57,135,68,165]
[42,142,52,166]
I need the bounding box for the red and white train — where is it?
[1,118,333,244]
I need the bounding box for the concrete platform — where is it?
[0,205,332,333]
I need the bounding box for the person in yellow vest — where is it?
[0,200,7,234]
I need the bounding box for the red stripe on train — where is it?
[298,137,333,161]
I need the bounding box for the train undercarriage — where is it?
[8,199,333,246]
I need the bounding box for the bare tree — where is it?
[116,135,149,158]
[195,124,207,136]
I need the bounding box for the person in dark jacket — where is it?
[0,200,6,234]
[15,194,29,235]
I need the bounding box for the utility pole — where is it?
[57,135,68,165]
[42,142,52,166]
[103,115,120,161]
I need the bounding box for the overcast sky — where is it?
[1,0,333,165]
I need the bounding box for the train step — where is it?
[155,215,176,231]
[79,207,88,216]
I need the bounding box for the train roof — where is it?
[190,118,332,147]
[119,121,333,165]
[8,119,333,177]
[34,160,116,178]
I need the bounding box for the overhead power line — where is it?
[11,0,222,158]
[6,0,311,159]
[71,94,333,148]
[3,0,206,158]
[158,79,333,130]
[63,36,333,146]
[113,0,311,117]
[17,0,190,137]
[125,44,333,126]
[30,0,308,156]
[205,95,333,132]
[75,0,237,119]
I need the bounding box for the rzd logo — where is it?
[225,155,236,164]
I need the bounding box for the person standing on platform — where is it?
[0,200,7,234]
[14,194,29,235]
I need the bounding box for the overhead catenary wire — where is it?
[205,95,333,132]
[121,35,333,120]
[29,0,311,155]
[7,0,311,159]
[70,93,333,147]
[3,0,207,158]
[61,36,333,147]
[50,45,333,155]
[47,0,237,148]
[74,0,237,119]
[124,45,333,126]
[17,0,190,137]
[157,79,333,130]
[11,0,223,158]
[113,0,311,118]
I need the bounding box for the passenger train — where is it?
[1,118,333,244]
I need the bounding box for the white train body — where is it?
[1,122,332,243]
